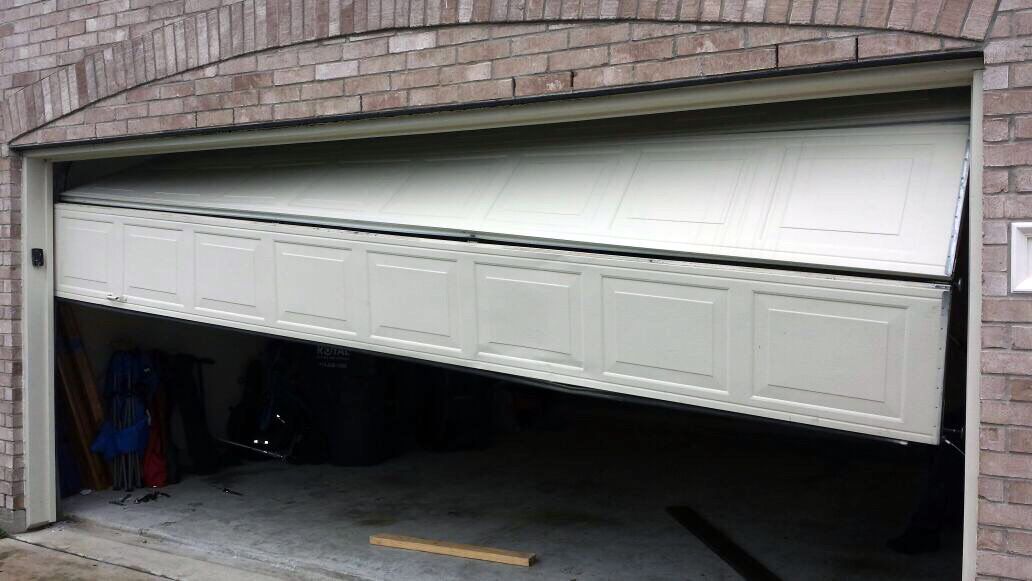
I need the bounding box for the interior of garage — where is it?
[50,89,971,580]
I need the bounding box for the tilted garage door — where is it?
[54,121,968,444]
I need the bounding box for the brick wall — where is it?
[2,0,1032,578]
[6,22,981,144]
[979,3,1032,579]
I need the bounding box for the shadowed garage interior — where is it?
[48,91,970,580]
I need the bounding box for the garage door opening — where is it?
[48,88,971,579]
[54,301,965,580]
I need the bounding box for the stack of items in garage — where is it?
[55,303,110,494]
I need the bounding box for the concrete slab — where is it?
[59,405,960,580]
[0,537,158,580]
[18,522,326,580]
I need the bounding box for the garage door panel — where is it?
[194,232,270,322]
[602,277,729,394]
[55,205,948,443]
[756,133,965,274]
[475,264,584,369]
[380,158,502,221]
[274,241,356,337]
[367,251,462,352]
[751,291,922,422]
[483,154,615,230]
[61,123,968,278]
[56,215,121,299]
[122,223,190,310]
[290,162,410,213]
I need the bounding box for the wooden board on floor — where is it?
[370,533,535,567]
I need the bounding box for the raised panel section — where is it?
[752,292,907,419]
[381,158,499,219]
[275,241,354,335]
[484,155,610,229]
[476,264,582,368]
[290,162,409,213]
[780,150,916,235]
[368,252,461,351]
[123,224,188,309]
[602,277,728,393]
[194,232,266,321]
[56,216,120,297]
[619,152,749,225]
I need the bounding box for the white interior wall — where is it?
[66,301,268,440]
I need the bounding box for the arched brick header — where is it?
[1,0,996,140]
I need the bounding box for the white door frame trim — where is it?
[961,70,983,581]
[19,59,982,580]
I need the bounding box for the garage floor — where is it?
[60,404,961,581]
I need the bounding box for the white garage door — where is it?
[61,123,968,279]
[55,121,968,444]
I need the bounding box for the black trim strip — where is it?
[667,505,783,581]
[11,50,981,152]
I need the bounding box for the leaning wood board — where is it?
[370,533,535,567]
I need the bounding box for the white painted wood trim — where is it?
[22,158,56,529]
[962,70,983,581]
[1011,222,1032,292]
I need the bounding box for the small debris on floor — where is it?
[221,487,243,496]
[108,493,132,506]
[133,491,170,504]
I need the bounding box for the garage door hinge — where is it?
[30,248,44,268]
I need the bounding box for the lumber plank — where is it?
[57,303,104,427]
[56,345,110,490]
[369,534,535,567]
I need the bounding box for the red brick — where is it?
[510,31,567,55]
[390,68,439,89]
[778,38,856,67]
[548,46,607,71]
[568,23,630,47]
[362,91,407,111]
[345,74,391,95]
[457,78,512,101]
[1012,481,1032,505]
[978,527,1006,551]
[196,108,233,126]
[514,72,571,96]
[700,47,775,76]
[409,84,459,106]
[1015,378,1032,402]
[609,38,673,64]
[857,33,942,59]
[977,551,1032,580]
[315,61,359,80]
[457,39,510,62]
[440,62,492,83]
[985,117,1010,141]
[675,28,745,55]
